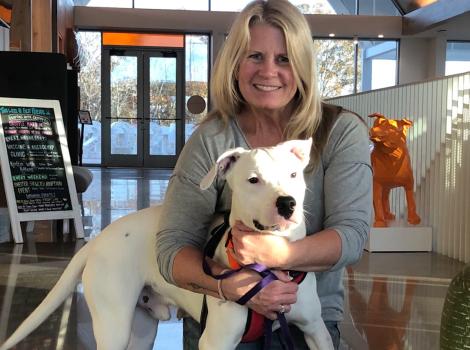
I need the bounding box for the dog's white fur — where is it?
[0,139,333,350]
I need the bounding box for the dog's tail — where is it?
[0,242,91,350]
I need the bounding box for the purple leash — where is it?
[203,258,295,350]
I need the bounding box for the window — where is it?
[185,35,209,141]
[78,0,132,8]
[315,39,355,98]
[135,0,208,11]
[315,38,398,98]
[77,30,210,165]
[210,0,252,12]
[357,40,398,92]
[446,42,470,76]
[77,0,403,14]
[358,0,400,15]
[289,0,336,14]
[77,31,102,165]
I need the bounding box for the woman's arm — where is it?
[172,246,298,320]
[230,224,341,271]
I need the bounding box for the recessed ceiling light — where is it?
[378,34,384,38]
[329,33,335,37]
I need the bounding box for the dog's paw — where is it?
[408,215,421,225]
[373,220,387,227]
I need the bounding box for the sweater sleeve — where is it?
[323,112,373,270]
[155,125,220,284]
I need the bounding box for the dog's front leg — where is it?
[289,274,334,350]
[198,296,247,350]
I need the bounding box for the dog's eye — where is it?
[248,177,259,184]
[290,172,297,178]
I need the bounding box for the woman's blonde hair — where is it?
[207,0,322,156]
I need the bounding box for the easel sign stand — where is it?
[0,98,84,243]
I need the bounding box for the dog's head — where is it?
[368,113,412,152]
[200,139,312,236]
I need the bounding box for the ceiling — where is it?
[5,0,470,39]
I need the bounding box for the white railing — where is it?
[328,72,470,262]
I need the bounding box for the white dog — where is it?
[0,139,333,350]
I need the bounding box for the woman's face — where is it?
[237,23,297,114]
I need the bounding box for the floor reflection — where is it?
[344,268,416,349]
[81,168,171,238]
[0,167,465,349]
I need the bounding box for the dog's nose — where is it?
[276,196,296,219]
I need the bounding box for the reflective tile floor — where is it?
[0,167,465,349]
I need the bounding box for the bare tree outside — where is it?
[295,2,356,98]
[315,39,356,98]
[77,31,102,122]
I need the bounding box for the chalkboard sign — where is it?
[0,98,83,243]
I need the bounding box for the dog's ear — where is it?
[401,118,413,126]
[398,118,413,134]
[200,147,247,190]
[368,112,386,120]
[279,138,313,168]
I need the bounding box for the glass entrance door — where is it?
[102,48,184,168]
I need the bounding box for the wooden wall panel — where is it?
[10,0,31,51]
[56,0,74,57]
[32,0,52,52]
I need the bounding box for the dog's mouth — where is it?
[252,218,298,232]
[253,220,280,231]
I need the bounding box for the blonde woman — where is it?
[156,0,372,349]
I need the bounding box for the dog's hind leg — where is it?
[82,260,144,350]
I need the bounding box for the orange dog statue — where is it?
[369,113,421,227]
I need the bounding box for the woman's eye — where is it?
[277,55,289,64]
[290,172,297,178]
[248,53,262,60]
[248,177,259,184]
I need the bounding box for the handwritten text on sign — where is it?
[0,106,72,213]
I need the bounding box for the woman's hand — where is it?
[230,221,291,268]
[220,268,298,320]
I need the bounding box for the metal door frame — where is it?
[101,46,184,168]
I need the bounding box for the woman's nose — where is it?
[258,59,277,77]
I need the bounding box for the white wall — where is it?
[399,34,447,85]
[426,32,447,79]
[399,38,431,84]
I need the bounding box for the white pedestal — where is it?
[366,221,432,252]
